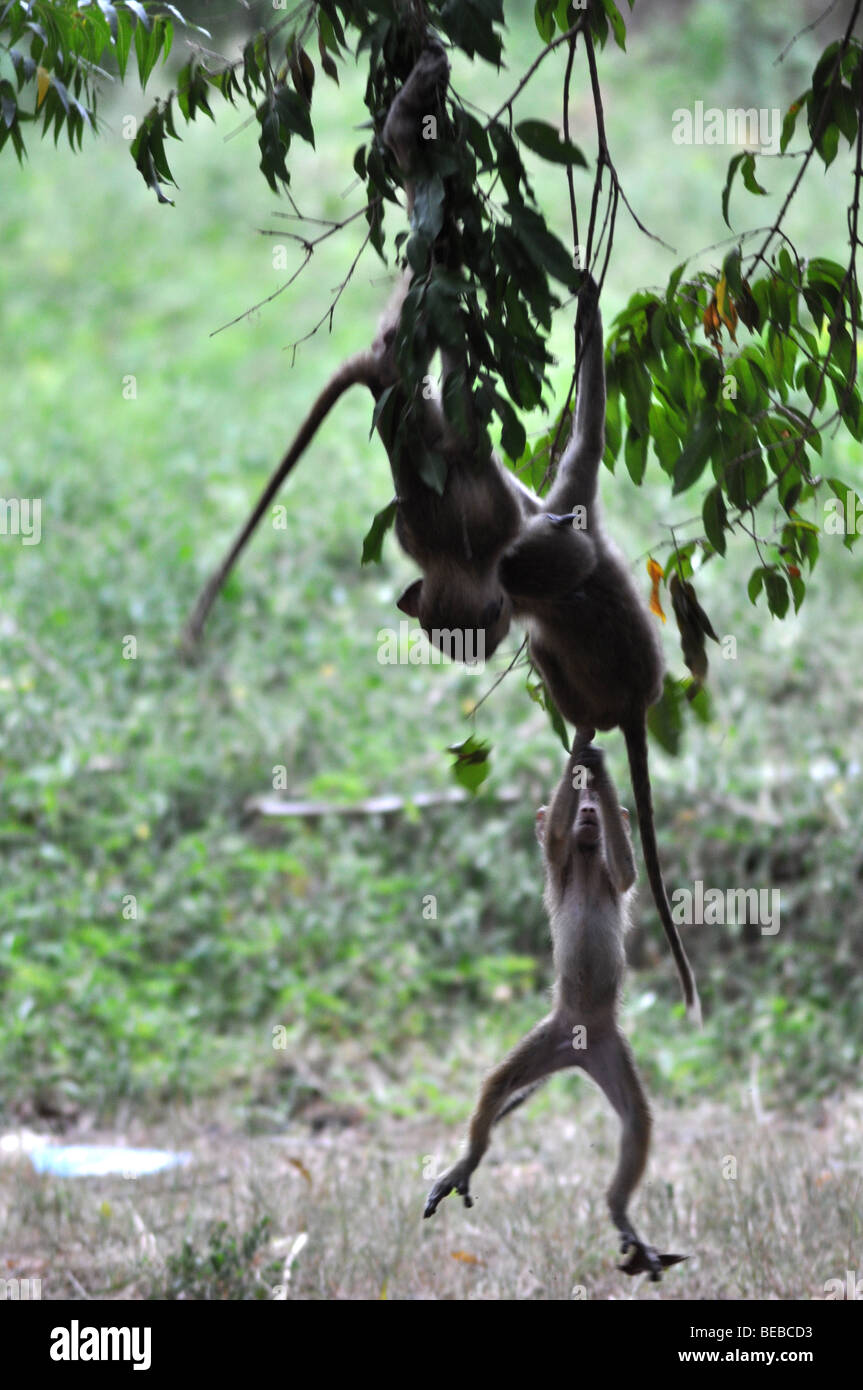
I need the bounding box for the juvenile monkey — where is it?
[498,281,701,1022]
[424,740,687,1282]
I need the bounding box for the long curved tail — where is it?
[182,351,377,649]
[623,720,702,1025]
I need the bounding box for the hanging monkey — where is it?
[423,739,687,1282]
[497,278,701,1022]
[183,41,532,656]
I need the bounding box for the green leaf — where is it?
[618,353,651,435]
[721,152,744,228]
[666,261,687,308]
[370,384,396,439]
[274,86,314,147]
[515,119,587,166]
[817,120,839,168]
[448,736,491,795]
[493,391,527,461]
[417,445,448,494]
[780,95,805,153]
[624,427,647,484]
[672,415,714,494]
[603,0,627,49]
[702,485,727,555]
[740,152,767,196]
[543,685,569,750]
[646,676,683,755]
[747,567,766,604]
[411,173,445,243]
[533,0,555,42]
[723,246,742,296]
[764,570,789,618]
[361,499,397,566]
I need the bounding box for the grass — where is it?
[0,0,862,1298]
[3,1078,861,1300]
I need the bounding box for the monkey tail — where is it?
[622,721,702,1026]
[181,352,378,649]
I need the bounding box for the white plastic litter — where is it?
[0,1133,192,1177]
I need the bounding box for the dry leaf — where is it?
[647,557,666,622]
[287,1156,312,1184]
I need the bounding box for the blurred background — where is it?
[0,0,861,1299]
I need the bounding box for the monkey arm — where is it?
[541,747,585,883]
[593,764,637,895]
[544,276,605,516]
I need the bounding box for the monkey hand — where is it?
[618,1235,688,1283]
[423,1161,474,1219]
[571,740,604,779]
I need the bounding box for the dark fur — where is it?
[498,283,701,1021]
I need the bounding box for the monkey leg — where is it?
[423,1017,572,1219]
[580,1029,686,1282]
[492,1079,547,1125]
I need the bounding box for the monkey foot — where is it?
[423,1166,474,1219]
[618,1236,687,1283]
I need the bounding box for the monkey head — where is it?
[499,511,597,606]
[396,570,513,661]
[394,464,521,660]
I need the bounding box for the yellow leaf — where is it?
[450,1249,484,1266]
[36,67,51,109]
[647,558,666,623]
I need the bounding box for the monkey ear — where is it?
[535,807,547,844]
[397,579,423,617]
[620,808,631,828]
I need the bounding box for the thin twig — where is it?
[486,18,588,128]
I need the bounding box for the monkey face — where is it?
[574,789,602,850]
[397,574,513,661]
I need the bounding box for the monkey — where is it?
[183,41,532,654]
[423,739,687,1282]
[495,279,701,1023]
